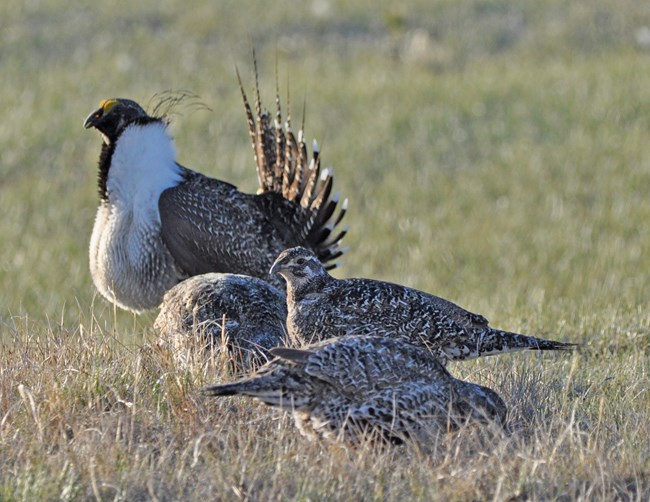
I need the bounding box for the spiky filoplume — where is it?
[83,67,348,312]
[270,247,577,362]
[155,273,289,370]
[204,335,506,445]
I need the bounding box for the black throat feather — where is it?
[97,140,115,201]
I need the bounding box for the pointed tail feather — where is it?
[273,76,285,192]
[313,188,337,227]
[525,336,577,352]
[203,382,248,397]
[238,51,281,194]
[501,330,578,352]
[202,375,279,399]
[203,383,287,407]
[203,375,309,409]
[470,329,578,360]
[300,155,320,208]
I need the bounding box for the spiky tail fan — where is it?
[237,60,348,270]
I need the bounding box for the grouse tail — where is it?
[237,53,348,270]
[203,370,309,409]
[203,374,281,400]
[477,329,577,359]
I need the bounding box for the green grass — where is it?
[1,1,649,499]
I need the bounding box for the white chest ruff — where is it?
[89,123,185,311]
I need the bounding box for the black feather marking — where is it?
[202,383,242,397]
[97,141,116,200]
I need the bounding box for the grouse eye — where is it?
[295,257,306,265]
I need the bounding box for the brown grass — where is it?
[1,308,647,500]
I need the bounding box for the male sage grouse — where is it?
[204,335,506,445]
[155,273,289,371]
[83,74,347,312]
[270,247,576,362]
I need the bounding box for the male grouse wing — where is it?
[158,70,347,283]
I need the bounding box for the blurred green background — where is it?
[1,0,648,343]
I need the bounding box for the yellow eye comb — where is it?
[99,99,119,113]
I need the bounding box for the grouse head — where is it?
[455,381,508,427]
[84,98,149,144]
[270,247,329,289]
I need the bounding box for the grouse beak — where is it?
[269,257,287,276]
[83,107,103,129]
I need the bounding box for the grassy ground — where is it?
[1,0,649,499]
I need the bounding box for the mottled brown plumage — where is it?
[204,335,506,445]
[270,247,577,362]
[155,273,289,371]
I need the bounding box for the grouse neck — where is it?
[96,116,174,201]
[285,273,332,304]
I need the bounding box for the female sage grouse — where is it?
[270,247,576,362]
[83,72,347,312]
[155,273,289,371]
[203,335,506,445]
